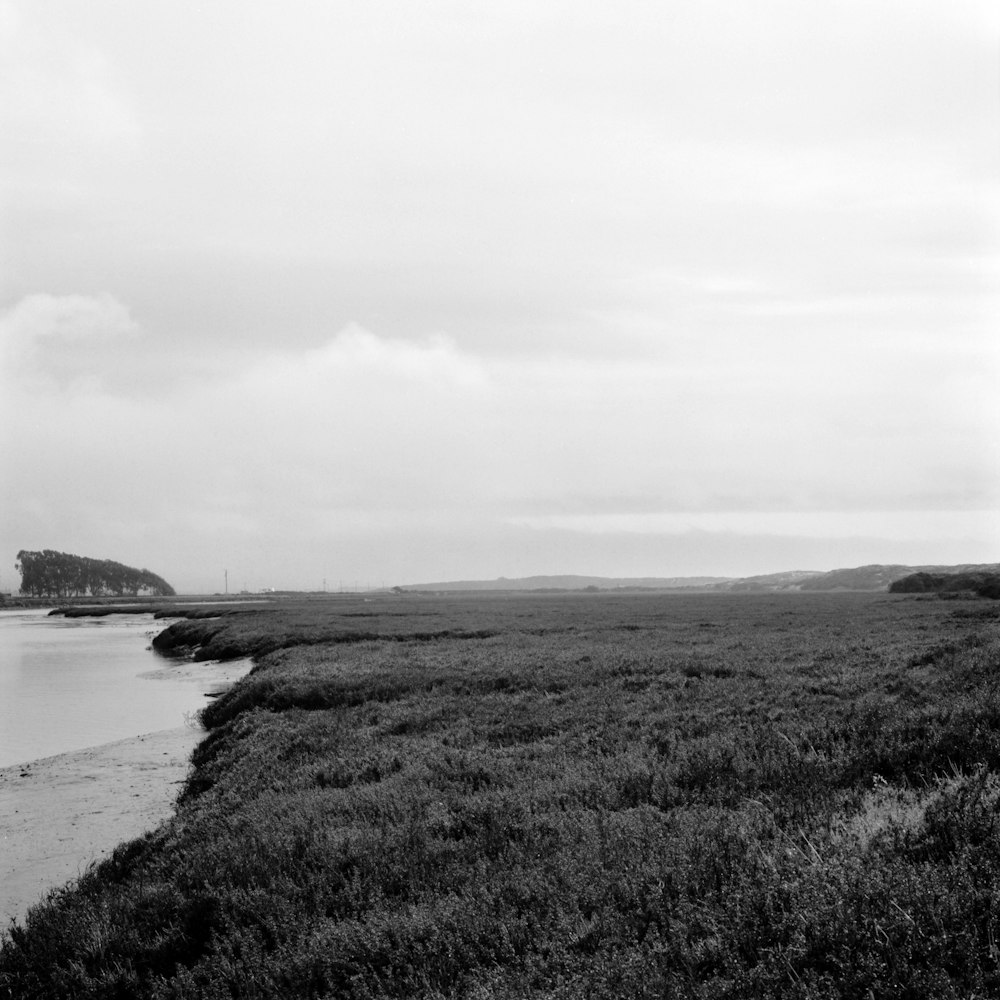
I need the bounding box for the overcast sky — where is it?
[2,1,998,593]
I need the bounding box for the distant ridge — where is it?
[795,563,1000,592]
[399,574,731,592]
[401,563,1000,594]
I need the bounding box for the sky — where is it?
[1,1,998,593]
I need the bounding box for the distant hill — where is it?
[796,563,1000,592]
[717,570,824,592]
[399,574,731,592]
[401,563,1000,594]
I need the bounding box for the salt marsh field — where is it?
[4,591,1000,998]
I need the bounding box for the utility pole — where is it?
[224,569,228,595]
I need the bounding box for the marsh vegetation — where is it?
[3,592,1000,998]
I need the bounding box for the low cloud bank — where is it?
[1,296,997,590]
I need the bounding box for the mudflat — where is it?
[0,656,251,925]
[0,726,199,925]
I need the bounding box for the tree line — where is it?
[15,549,176,598]
[890,570,1000,599]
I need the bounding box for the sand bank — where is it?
[0,658,252,927]
[0,726,199,926]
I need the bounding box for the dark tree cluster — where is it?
[890,570,1000,599]
[14,549,176,598]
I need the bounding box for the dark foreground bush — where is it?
[4,592,1000,998]
[890,570,1000,598]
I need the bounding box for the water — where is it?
[0,608,229,768]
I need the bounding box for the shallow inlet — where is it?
[0,610,252,923]
[0,608,241,767]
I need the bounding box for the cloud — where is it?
[1,1,994,386]
[2,306,997,589]
[0,293,139,389]
[1,3,997,587]
[2,292,137,344]
[509,511,999,545]
[0,0,139,214]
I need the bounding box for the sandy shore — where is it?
[0,658,252,927]
[0,726,200,926]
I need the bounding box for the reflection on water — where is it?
[0,609,227,767]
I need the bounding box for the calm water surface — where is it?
[0,609,220,767]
